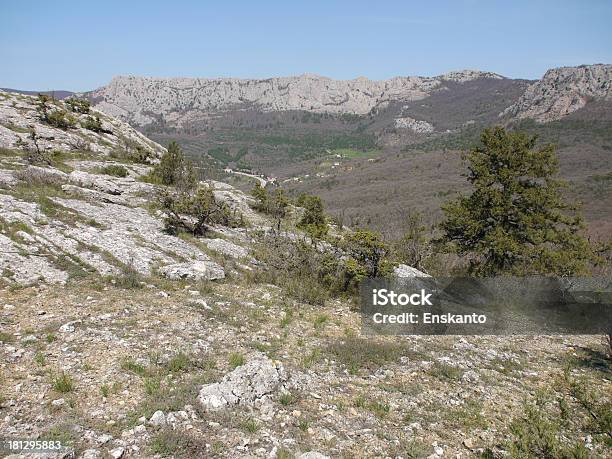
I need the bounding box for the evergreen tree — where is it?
[153,141,196,188]
[297,194,327,238]
[270,188,289,232]
[251,182,269,212]
[343,230,390,284]
[439,127,595,276]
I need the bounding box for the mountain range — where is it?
[84,64,611,129]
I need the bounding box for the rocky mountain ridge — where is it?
[85,70,505,128]
[84,64,612,130]
[501,63,612,122]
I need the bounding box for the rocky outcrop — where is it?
[158,260,225,281]
[0,90,164,157]
[393,264,431,278]
[394,117,434,133]
[86,71,505,127]
[501,64,612,122]
[198,355,286,411]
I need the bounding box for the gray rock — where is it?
[205,238,249,259]
[88,72,502,128]
[59,321,80,333]
[0,90,164,158]
[80,449,101,459]
[393,264,431,278]
[159,260,225,281]
[298,453,331,459]
[198,355,286,411]
[148,410,166,427]
[394,117,434,133]
[69,170,122,195]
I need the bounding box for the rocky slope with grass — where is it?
[0,90,164,158]
[0,91,610,459]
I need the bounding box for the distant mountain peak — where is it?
[501,63,612,122]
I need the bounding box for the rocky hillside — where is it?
[0,90,610,459]
[86,70,504,128]
[501,64,612,122]
[84,64,612,133]
[0,90,164,158]
[0,91,265,286]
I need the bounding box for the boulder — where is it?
[393,264,431,278]
[69,170,123,195]
[198,355,286,411]
[205,238,249,259]
[298,453,331,459]
[159,260,225,281]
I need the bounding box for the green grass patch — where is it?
[52,372,75,393]
[97,164,129,177]
[228,352,245,369]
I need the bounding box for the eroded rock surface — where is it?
[0,90,164,157]
[198,355,286,411]
[501,64,612,122]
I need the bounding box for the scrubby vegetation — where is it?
[296,193,328,239]
[81,114,106,133]
[160,185,237,236]
[98,164,128,177]
[151,141,242,235]
[251,183,289,231]
[150,141,196,187]
[36,94,76,130]
[65,97,91,114]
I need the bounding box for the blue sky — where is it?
[1,0,611,91]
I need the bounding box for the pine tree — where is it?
[297,194,328,239]
[439,127,595,276]
[154,141,196,188]
[251,182,269,212]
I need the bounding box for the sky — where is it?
[1,0,611,91]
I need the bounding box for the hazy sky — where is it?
[2,0,611,91]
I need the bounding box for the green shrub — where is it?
[296,193,328,239]
[152,141,195,188]
[160,185,240,236]
[229,353,245,369]
[44,109,77,130]
[439,126,597,275]
[251,184,289,230]
[113,261,143,289]
[343,229,391,286]
[251,234,344,304]
[65,97,91,114]
[241,418,260,433]
[36,96,76,130]
[99,164,128,177]
[81,115,105,133]
[52,372,75,393]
